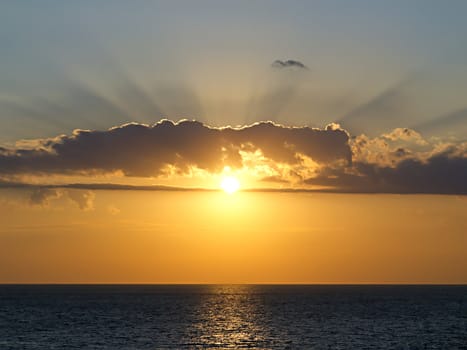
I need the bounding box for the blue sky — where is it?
[1,0,467,141]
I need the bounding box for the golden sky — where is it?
[1,190,465,284]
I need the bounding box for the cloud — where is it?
[0,120,351,177]
[3,145,467,196]
[0,181,215,192]
[381,128,427,146]
[308,151,467,194]
[0,120,465,195]
[271,60,308,70]
[306,136,467,194]
[27,187,96,210]
[29,188,62,206]
[67,190,95,211]
[107,205,121,215]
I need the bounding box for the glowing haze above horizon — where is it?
[0,1,466,284]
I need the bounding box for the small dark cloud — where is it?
[271,60,308,70]
[393,147,410,158]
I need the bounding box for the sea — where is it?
[0,285,466,349]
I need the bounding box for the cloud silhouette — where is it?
[308,150,467,194]
[305,135,467,194]
[0,121,465,195]
[0,120,351,177]
[271,60,308,70]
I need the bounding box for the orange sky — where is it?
[1,190,465,284]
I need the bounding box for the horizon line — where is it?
[1,181,466,195]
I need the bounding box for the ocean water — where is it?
[0,285,465,349]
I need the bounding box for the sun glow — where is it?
[220,176,240,194]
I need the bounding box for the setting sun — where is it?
[1,2,467,348]
[220,176,240,194]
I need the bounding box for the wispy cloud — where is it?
[28,187,95,210]
[29,188,61,206]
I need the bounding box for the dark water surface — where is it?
[0,285,466,349]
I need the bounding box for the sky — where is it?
[0,1,466,283]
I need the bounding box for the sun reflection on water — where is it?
[182,285,270,348]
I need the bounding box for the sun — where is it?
[220,176,240,194]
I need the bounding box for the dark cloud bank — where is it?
[0,120,350,176]
[0,120,465,194]
[309,150,467,194]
